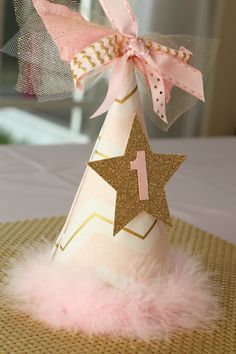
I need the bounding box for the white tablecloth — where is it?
[0,138,235,244]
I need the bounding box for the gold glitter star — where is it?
[88,116,186,236]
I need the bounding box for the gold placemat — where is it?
[0,217,235,354]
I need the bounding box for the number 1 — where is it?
[130,150,149,200]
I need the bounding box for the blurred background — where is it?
[0,0,235,145]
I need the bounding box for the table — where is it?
[0,138,235,243]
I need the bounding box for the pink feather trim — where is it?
[1,245,219,340]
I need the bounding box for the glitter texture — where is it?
[88,116,186,235]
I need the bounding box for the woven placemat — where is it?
[0,217,235,354]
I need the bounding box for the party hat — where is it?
[53,61,169,287]
[2,0,219,340]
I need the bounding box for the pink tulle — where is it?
[32,0,115,61]
[2,245,219,340]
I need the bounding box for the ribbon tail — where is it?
[99,0,138,36]
[145,65,168,124]
[150,50,205,103]
[90,55,129,119]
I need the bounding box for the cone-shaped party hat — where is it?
[1,0,219,340]
[53,62,169,286]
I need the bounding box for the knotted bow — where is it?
[71,0,204,123]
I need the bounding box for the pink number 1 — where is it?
[130,151,149,200]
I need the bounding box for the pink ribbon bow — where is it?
[71,0,205,123]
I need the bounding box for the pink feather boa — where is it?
[1,245,219,340]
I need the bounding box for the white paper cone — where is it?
[53,62,170,287]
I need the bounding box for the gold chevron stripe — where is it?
[94,150,109,159]
[115,35,123,57]
[82,54,96,68]
[90,45,104,64]
[73,57,86,73]
[108,37,117,55]
[99,40,113,60]
[73,57,79,65]
[56,213,158,251]
[71,71,77,80]
[115,85,138,104]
